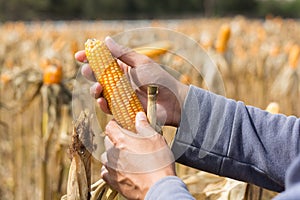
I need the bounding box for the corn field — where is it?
[1,16,300,199]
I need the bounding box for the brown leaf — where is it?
[66,152,89,200]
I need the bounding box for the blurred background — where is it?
[1,0,300,200]
[1,0,300,20]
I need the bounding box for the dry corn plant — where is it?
[0,66,44,199]
[61,110,96,200]
[271,43,300,116]
[0,52,73,199]
[40,82,72,199]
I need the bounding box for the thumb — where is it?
[105,36,152,67]
[105,36,131,58]
[135,112,156,137]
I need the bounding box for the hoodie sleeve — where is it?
[171,85,300,192]
[273,154,300,199]
[145,176,195,200]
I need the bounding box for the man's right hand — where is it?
[75,36,189,127]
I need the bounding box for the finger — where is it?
[100,165,108,178]
[97,98,111,114]
[74,50,87,63]
[88,82,111,114]
[101,166,112,184]
[100,166,118,183]
[104,135,115,149]
[90,82,102,99]
[135,111,150,128]
[105,120,126,146]
[104,36,131,58]
[100,152,108,165]
[135,112,156,137]
[116,59,130,73]
[101,166,120,193]
[103,137,121,170]
[105,36,152,67]
[100,148,120,169]
[100,138,119,167]
[81,63,96,82]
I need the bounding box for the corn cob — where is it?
[43,64,62,85]
[85,39,144,132]
[134,41,172,58]
[288,44,300,69]
[265,102,280,114]
[215,24,231,54]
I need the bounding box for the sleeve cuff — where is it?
[145,176,194,200]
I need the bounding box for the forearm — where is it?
[172,85,300,192]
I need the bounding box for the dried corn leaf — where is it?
[91,179,116,200]
[271,67,298,97]
[66,152,89,200]
[89,179,118,200]
[90,179,107,200]
[62,110,93,200]
[183,171,247,200]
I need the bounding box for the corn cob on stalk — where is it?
[134,41,172,58]
[288,44,300,69]
[266,102,280,114]
[215,24,231,53]
[85,39,144,132]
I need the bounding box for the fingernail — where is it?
[136,112,147,121]
[74,51,79,58]
[105,36,114,42]
[104,36,115,46]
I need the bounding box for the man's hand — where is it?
[101,112,176,200]
[74,37,187,199]
[75,36,189,127]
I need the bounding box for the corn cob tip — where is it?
[85,39,103,53]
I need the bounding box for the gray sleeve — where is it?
[171,85,300,192]
[145,176,195,200]
[273,155,300,199]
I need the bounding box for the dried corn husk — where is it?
[182,171,247,200]
[62,110,93,200]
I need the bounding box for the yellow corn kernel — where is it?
[85,39,144,132]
